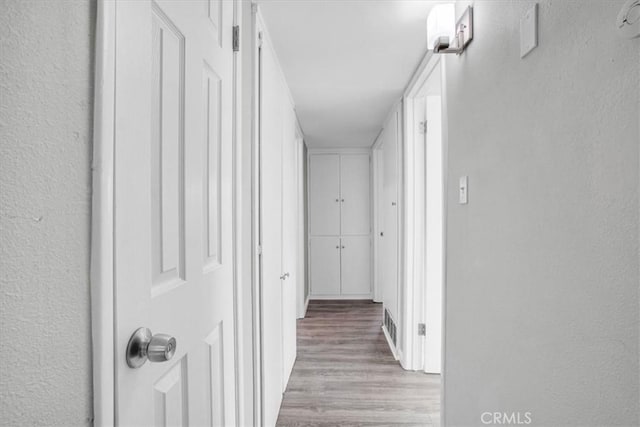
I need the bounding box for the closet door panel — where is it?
[309,236,341,296]
[260,41,284,427]
[341,236,371,295]
[341,154,371,235]
[309,154,340,235]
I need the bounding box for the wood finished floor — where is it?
[276,300,440,427]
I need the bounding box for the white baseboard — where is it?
[382,325,400,361]
[303,296,310,317]
[308,294,373,300]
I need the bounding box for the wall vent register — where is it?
[384,308,397,347]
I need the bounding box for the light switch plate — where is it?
[459,176,468,204]
[520,3,538,58]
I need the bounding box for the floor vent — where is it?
[384,308,397,347]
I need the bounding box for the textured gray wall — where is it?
[443,1,639,426]
[0,1,95,425]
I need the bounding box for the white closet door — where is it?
[309,236,341,296]
[383,113,399,321]
[309,154,340,235]
[260,40,284,427]
[340,236,371,295]
[340,154,371,236]
[280,104,298,389]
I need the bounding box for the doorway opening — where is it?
[402,53,446,425]
[272,53,447,427]
[251,5,447,426]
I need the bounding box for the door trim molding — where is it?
[90,1,117,425]
[232,0,245,424]
[400,51,447,425]
[295,136,307,320]
[401,52,441,371]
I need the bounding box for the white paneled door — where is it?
[113,1,236,425]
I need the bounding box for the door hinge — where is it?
[257,245,262,255]
[418,323,426,336]
[419,121,427,134]
[232,25,240,52]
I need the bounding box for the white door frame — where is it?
[90,1,250,425]
[295,132,307,319]
[400,51,448,424]
[371,133,384,303]
[239,2,261,426]
[90,2,116,424]
[248,4,263,425]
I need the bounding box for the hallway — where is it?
[277,301,440,426]
[2,1,639,425]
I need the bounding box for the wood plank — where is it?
[277,300,440,426]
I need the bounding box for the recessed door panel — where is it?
[202,64,222,272]
[154,358,189,427]
[340,154,371,236]
[151,5,186,295]
[206,0,222,46]
[309,154,340,235]
[310,236,341,296]
[204,323,225,426]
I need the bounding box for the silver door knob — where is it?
[280,272,290,280]
[126,327,177,369]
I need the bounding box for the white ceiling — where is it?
[258,0,434,148]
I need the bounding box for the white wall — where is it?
[443,1,639,425]
[380,104,402,343]
[0,1,95,425]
